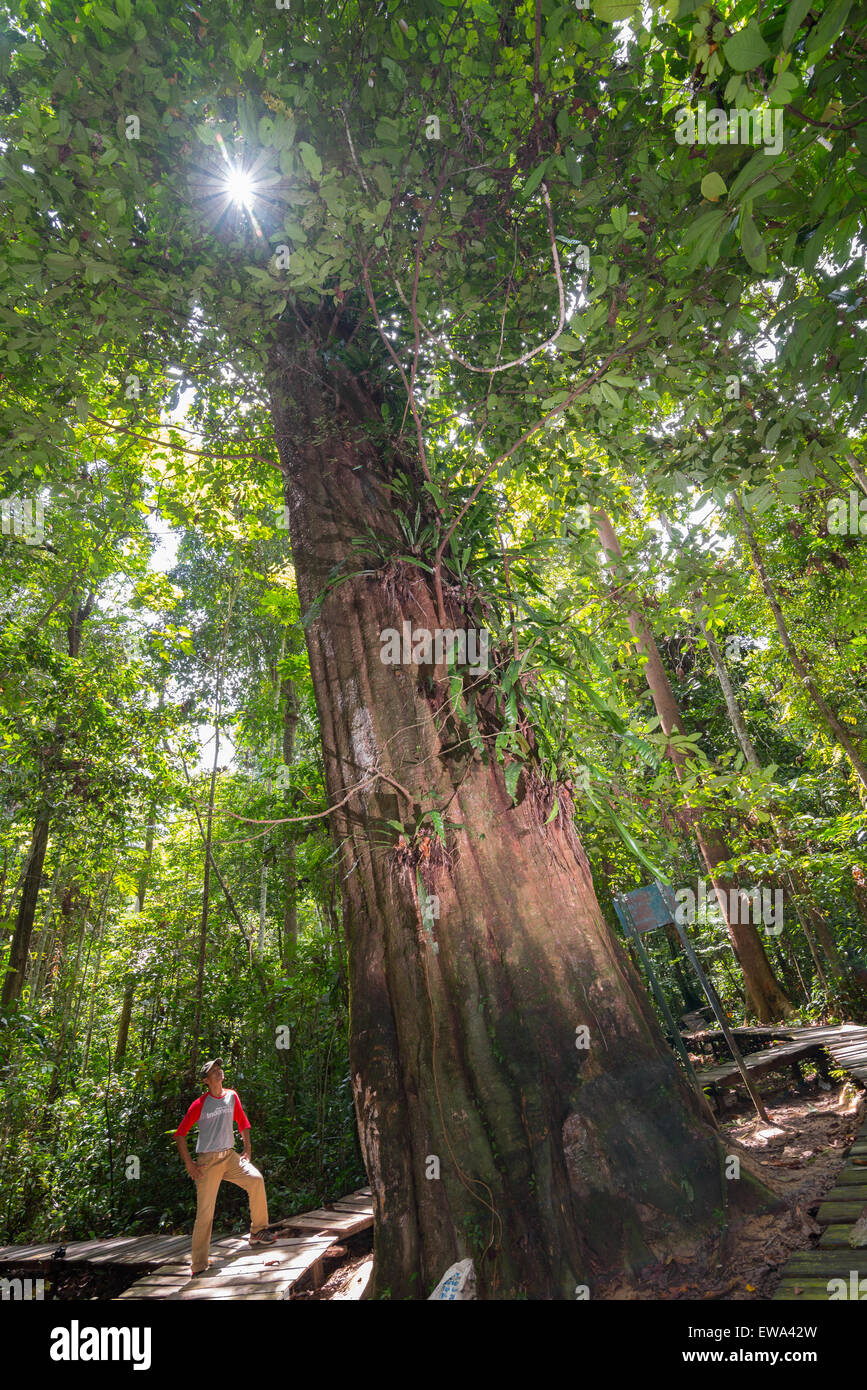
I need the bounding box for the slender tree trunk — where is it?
[594,510,793,1022]
[190,581,236,1077]
[281,676,299,968]
[734,493,867,791]
[3,593,98,1008]
[46,894,88,1106]
[694,596,851,993]
[1,811,51,1007]
[257,634,285,954]
[191,728,220,1079]
[114,981,135,1072]
[28,856,64,1004]
[266,342,763,1300]
[82,921,107,1076]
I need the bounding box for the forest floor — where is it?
[600,1072,864,1300]
[8,1075,860,1301]
[298,1074,865,1301]
[290,1228,373,1299]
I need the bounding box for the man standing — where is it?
[175,1058,276,1276]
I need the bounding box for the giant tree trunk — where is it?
[594,511,793,1023]
[266,345,755,1299]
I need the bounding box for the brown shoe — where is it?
[250,1228,277,1246]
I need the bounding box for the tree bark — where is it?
[3,592,98,1008]
[594,510,793,1023]
[281,676,300,968]
[190,580,236,1077]
[114,980,135,1072]
[265,343,757,1299]
[1,811,51,1007]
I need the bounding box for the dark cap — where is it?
[200,1057,223,1080]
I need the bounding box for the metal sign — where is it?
[614,881,769,1123]
[614,882,675,935]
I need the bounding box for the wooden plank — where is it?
[174,1285,286,1300]
[772,1281,844,1301]
[823,1184,867,1202]
[117,1229,336,1301]
[276,1212,371,1235]
[696,1041,827,1088]
[818,1225,858,1249]
[816,1201,867,1225]
[783,1250,867,1273]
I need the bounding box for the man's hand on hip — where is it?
[186,1162,203,1182]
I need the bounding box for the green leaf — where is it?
[593,0,640,19]
[298,142,322,180]
[544,797,560,825]
[782,0,812,49]
[805,0,851,53]
[723,20,772,71]
[700,172,727,202]
[593,797,670,881]
[739,210,767,272]
[768,70,800,104]
[522,159,550,200]
[247,34,264,65]
[504,761,522,804]
[94,5,123,28]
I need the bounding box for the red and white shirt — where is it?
[175,1089,251,1154]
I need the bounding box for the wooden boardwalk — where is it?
[0,1186,373,1302]
[694,1023,867,1107]
[690,1021,867,1300]
[772,1117,867,1300]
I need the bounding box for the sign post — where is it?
[613,893,700,1087]
[614,882,770,1124]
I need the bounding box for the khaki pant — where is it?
[191,1148,269,1273]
